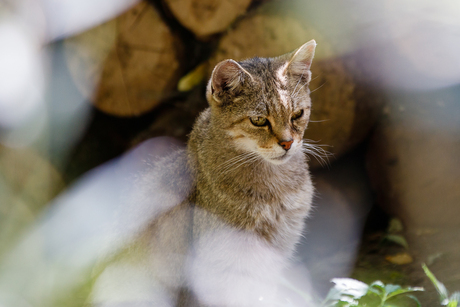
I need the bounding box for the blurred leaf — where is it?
[385,284,402,294]
[386,252,413,265]
[177,63,207,92]
[427,252,444,266]
[323,278,425,307]
[331,278,369,299]
[386,287,424,300]
[384,234,409,249]
[387,218,404,233]
[324,286,342,302]
[370,280,385,289]
[407,295,422,307]
[368,281,385,299]
[338,295,358,305]
[446,291,460,307]
[450,291,460,301]
[369,287,383,298]
[422,264,449,301]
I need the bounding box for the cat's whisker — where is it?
[231,153,260,168]
[221,153,261,175]
[291,70,306,97]
[217,152,255,169]
[302,141,334,167]
[310,75,320,82]
[303,138,331,144]
[302,143,333,157]
[292,81,309,99]
[292,75,321,100]
[310,82,326,93]
[303,148,328,167]
[293,77,326,100]
[215,152,260,177]
[216,153,248,170]
[220,158,253,174]
[237,154,261,168]
[217,154,252,174]
[309,119,329,123]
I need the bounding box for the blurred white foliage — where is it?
[297,0,460,90]
[0,0,139,146]
[0,18,45,129]
[39,0,139,40]
[382,0,460,89]
[0,138,191,306]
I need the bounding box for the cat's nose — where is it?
[279,139,294,151]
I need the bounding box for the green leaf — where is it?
[407,295,422,307]
[368,281,385,298]
[422,264,449,300]
[386,287,424,300]
[387,218,404,233]
[384,284,402,294]
[384,234,409,249]
[338,295,359,305]
[446,292,460,307]
[370,281,385,289]
[368,286,383,297]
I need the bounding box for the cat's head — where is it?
[206,40,316,165]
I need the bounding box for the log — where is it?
[164,0,252,39]
[206,8,380,168]
[367,97,460,228]
[65,1,183,117]
[366,93,460,306]
[207,12,332,65]
[132,86,208,145]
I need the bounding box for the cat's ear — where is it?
[207,59,253,104]
[285,39,316,82]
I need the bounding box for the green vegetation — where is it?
[422,264,460,307]
[322,278,423,307]
[316,264,460,307]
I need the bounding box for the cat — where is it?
[92,39,317,307]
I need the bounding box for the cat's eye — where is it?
[250,116,268,127]
[292,109,304,120]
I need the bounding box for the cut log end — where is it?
[65,1,183,117]
[165,0,252,38]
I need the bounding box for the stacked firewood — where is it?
[64,0,381,169]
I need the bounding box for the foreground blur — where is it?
[1,0,459,306]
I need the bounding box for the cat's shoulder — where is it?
[194,108,212,130]
[187,108,211,158]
